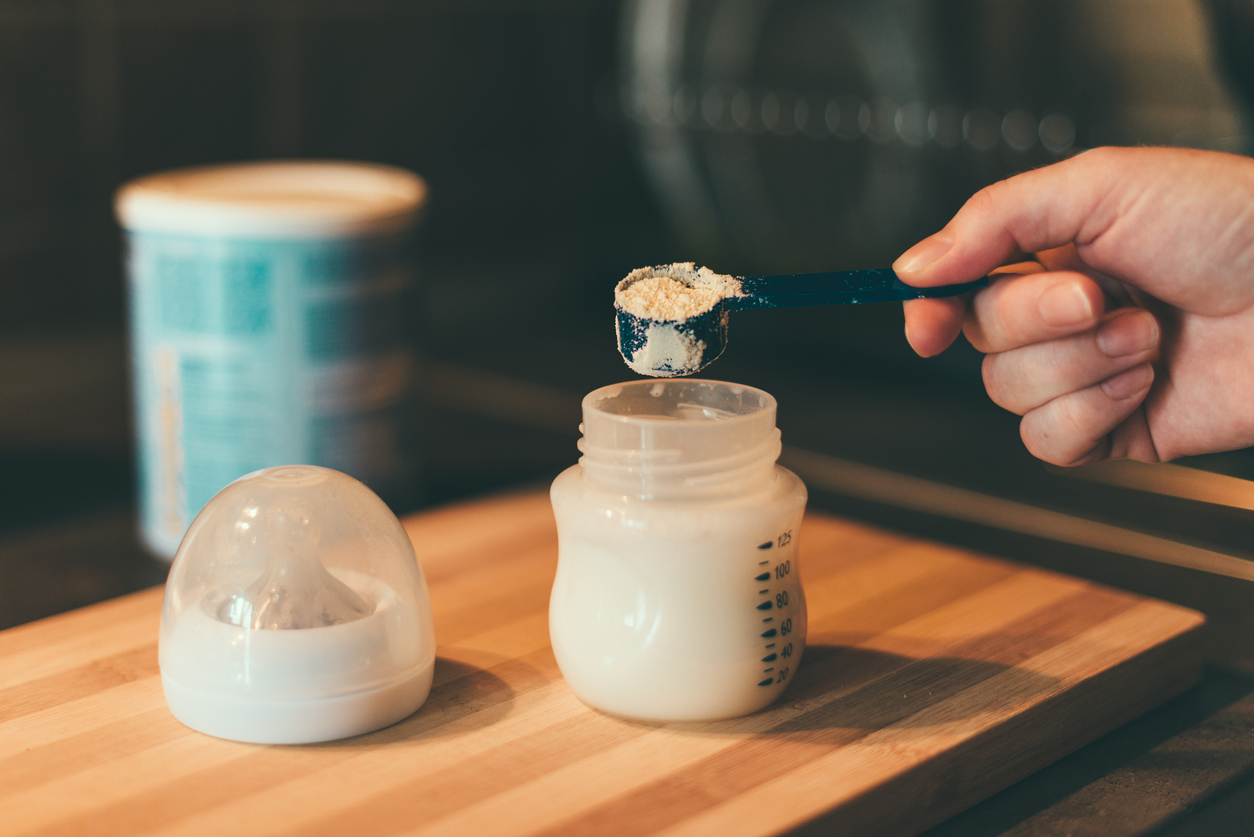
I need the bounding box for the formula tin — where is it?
[116,161,427,559]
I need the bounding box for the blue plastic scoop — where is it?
[615,265,987,377]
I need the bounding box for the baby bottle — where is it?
[549,379,807,721]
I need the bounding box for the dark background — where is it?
[2,0,1251,624]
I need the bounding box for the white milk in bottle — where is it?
[549,379,807,721]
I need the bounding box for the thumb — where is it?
[893,148,1125,288]
[893,147,1254,317]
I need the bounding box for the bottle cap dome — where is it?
[158,465,435,744]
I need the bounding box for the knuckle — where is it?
[971,275,1044,353]
[963,319,991,353]
[972,175,1019,214]
[1038,339,1072,382]
[964,292,1002,353]
[966,184,1002,217]
[1080,145,1123,168]
[1051,392,1091,442]
[981,355,1022,414]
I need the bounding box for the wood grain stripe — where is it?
[313,571,1089,837]
[0,707,178,798]
[404,493,556,571]
[521,585,1129,837]
[655,604,1205,837]
[0,645,158,725]
[0,588,161,660]
[10,651,558,837]
[139,672,583,837]
[1,623,550,807]
[0,677,164,763]
[0,590,162,690]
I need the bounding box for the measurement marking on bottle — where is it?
[754,535,799,692]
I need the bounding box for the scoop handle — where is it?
[727,268,987,310]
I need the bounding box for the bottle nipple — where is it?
[215,499,372,629]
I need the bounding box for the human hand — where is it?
[894,146,1254,466]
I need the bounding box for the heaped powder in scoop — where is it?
[615,263,744,377]
[615,263,743,322]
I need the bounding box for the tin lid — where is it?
[115,161,427,239]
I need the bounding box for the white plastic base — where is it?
[162,661,434,744]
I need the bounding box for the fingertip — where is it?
[904,320,931,357]
[903,297,965,357]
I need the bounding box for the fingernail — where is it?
[1101,362,1154,400]
[1038,283,1094,328]
[1096,310,1159,358]
[894,233,954,275]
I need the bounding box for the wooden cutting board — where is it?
[0,491,1203,837]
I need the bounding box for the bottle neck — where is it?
[575,380,781,500]
[579,429,780,500]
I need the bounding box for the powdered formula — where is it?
[614,263,743,378]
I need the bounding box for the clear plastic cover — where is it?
[158,465,435,742]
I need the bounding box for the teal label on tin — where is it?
[127,232,417,558]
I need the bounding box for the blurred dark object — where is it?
[117,162,427,557]
[617,0,1250,276]
[0,0,656,451]
[1204,0,1254,112]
